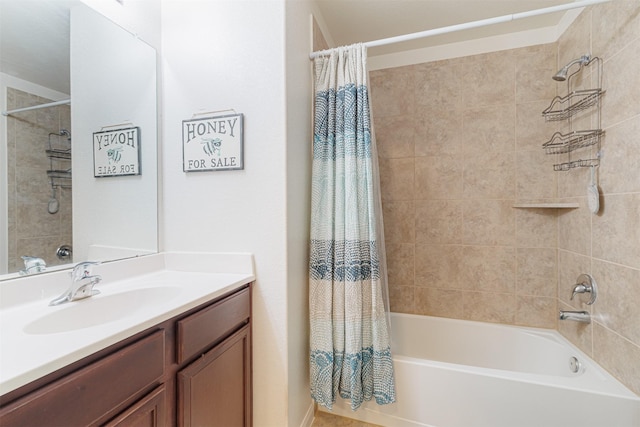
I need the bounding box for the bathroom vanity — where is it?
[0,252,255,426]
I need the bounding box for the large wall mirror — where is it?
[0,1,158,279]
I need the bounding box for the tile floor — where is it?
[311,411,382,427]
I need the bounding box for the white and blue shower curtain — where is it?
[309,44,396,411]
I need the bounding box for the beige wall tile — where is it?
[593,193,640,268]
[415,244,463,289]
[599,115,640,195]
[516,100,558,152]
[382,200,415,244]
[593,323,640,396]
[601,38,640,128]
[516,150,558,200]
[413,59,462,110]
[416,200,463,244]
[461,104,515,155]
[592,259,640,345]
[379,157,414,202]
[463,151,515,200]
[557,201,591,256]
[558,164,592,199]
[386,243,414,289]
[516,296,557,329]
[459,246,516,294]
[462,199,515,246]
[460,50,515,107]
[515,207,558,248]
[463,292,516,324]
[415,288,465,318]
[415,155,463,200]
[415,106,463,156]
[515,43,557,103]
[517,248,557,297]
[389,285,415,314]
[375,115,416,159]
[591,0,640,66]
[370,68,415,119]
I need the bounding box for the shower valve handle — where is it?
[570,274,597,305]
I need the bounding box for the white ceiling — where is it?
[314,0,580,56]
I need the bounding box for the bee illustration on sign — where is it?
[107,147,123,164]
[201,138,222,157]
[182,113,244,172]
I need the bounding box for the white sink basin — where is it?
[23,286,182,335]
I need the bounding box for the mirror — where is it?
[0,1,158,279]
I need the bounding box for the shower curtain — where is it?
[309,44,396,411]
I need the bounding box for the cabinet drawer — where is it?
[0,330,165,426]
[177,287,250,364]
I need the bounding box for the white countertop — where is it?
[0,252,255,396]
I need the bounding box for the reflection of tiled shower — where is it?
[6,87,73,272]
[46,128,72,215]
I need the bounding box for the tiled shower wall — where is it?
[371,1,640,395]
[555,1,640,395]
[6,88,72,273]
[371,43,560,329]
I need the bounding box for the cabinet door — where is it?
[178,325,251,427]
[103,386,166,427]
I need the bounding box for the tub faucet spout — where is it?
[559,310,590,323]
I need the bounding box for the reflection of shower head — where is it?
[553,54,591,81]
[59,129,71,140]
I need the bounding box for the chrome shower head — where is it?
[553,54,591,81]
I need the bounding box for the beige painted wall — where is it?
[370,1,640,395]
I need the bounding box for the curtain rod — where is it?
[309,0,610,59]
[2,98,71,117]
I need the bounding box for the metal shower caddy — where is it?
[542,54,604,171]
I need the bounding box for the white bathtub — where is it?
[322,313,640,427]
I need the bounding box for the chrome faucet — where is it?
[570,274,598,305]
[49,262,102,306]
[559,274,597,323]
[559,310,591,323]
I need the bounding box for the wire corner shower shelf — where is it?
[541,55,604,172]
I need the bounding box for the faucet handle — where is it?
[570,274,597,305]
[71,261,100,281]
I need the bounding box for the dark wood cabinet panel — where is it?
[103,386,167,427]
[178,325,251,427]
[177,287,250,364]
[0,331,165,427]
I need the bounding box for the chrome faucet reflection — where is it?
[49,262,102,306]
[19,256,47,276]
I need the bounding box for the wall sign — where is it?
[182,113,244,172]
[93,127,141,177]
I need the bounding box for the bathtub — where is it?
[322,313,640,427]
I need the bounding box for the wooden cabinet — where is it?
[0,284,252,427]
[178,326,251,427]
